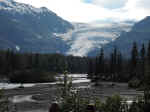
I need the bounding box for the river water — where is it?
[0,74,90,89]
[1,74,90,103]
[0,74,144,112]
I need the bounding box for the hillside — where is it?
[0,0,73,53]
[103,17,150,57]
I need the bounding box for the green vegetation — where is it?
[0,89,15,112]
[9,70,56,83]
[57,72,149,112]
[1,41,150,84]
[0,50,89,83]
[88,41,150,88]
[1,40,150,111]
[128,78,141,88]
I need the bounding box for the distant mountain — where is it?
[103,16,150,57]
[60,22,133,57]
[0,0,135,56]
[0,0,73,53]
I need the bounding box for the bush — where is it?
[57,71,146,112]
[9,70,56,83]
[0,89,18,112]
[128,78,141,88]
[101,94,122,112]
[58,71,90,112]
[0,89,10,112]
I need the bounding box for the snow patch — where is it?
[64,22,133,56]
[36,35,42,39]
[0,0,55,15]
[60,23,127,56]
[16,45,20,51]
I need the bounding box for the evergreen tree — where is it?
[116,52,123,81]
[88,59,94,77]
[110,53,114,80]
[5,49,12,74]
[143,41,150,103]
[98,48,105,78]
[95,57,99,77]
[33,53,40,69]
[27,54,33,69]
[144,57,150,104]
[130,42,139,79]
[140,44,146,79]
[110,47,118,81]
[113,47,117,79]
[0,53,3,74]
[147,41,150,65]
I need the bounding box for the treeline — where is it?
[0,50,89,83]
[1,41,150,84]
[88,41,150,85]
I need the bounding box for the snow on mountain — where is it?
[0,0,73,53]
[0,0,134,56]
[0,0,54,15]
[56,22,133,56]
[103,16,150,57]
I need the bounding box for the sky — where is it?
[14,0,150,23]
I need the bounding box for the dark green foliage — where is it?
[59,84,147,112]
[9,70,56,83]
[87,59,95,78]
[0,89,17,112]
[102,95,122,112]
[130,42,139,79]
[0,50,89,83]
[139,44,146,79]
[97,48,105,77]
[128,78,141,88]
[147,41,150,64]
[59,72,149,112]
[88,42,150,85]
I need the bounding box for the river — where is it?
[0,74,143,112]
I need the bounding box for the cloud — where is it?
[136,0,150,9]
[15,0,113,22]
[121,0,150,21]
[14,0,150,23]
[84,0,127,9]
[83,0,92,3]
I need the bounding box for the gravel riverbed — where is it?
[1,74,144,112]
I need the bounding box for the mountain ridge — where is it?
[0,0,73,53]
[0,0,136,57]
[103,16,150,57]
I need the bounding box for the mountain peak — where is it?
[0,0,57,15]
[40,7,48,11]
[145,16,150,19]
[0,0,14,6]
[39,6,56,15]
[0,0,73,53]
[0,0,13,2]
[132,16,150,31]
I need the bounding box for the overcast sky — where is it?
[15,0,150,23]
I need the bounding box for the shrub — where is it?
[9,70,56,83]
[102,94,122,112]
[0,89,12,112]
[128,78,141,88]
